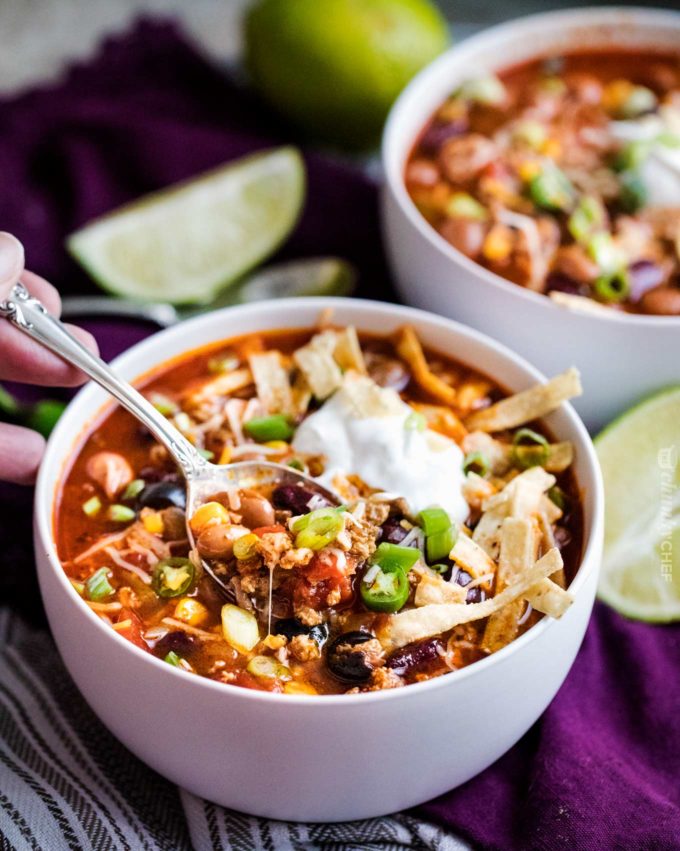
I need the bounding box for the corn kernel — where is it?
[141,509,164,535]
[482,225,513,262]
[283,681,318,696]
[541,138,562,160]
[190,501,230,535]
[263,633,287,650]
[264,440,289,451]
[218,444,232,465]
[602,79,633,114]
[174,597,209,626]
[518,160,541,182]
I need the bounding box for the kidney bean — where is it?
[379,520,409,545]
[272,485,329,515]
[386,638,443,676]
[405,158,441,189]
[439,217,486,258]
[418,119,468,154]
[545,273,589,298]
[638,285,680,316]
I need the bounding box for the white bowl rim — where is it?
[35,296,604,707]
[382,5,680,328]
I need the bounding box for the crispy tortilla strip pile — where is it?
[185,367,253,407]
[248,351,293,415]
[465,368,582,432]
[293,326,366,400]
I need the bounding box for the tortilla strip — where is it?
[248,352,293,415]
[510,441,574,473]
[464,368,582,432]
[462,431,509,475]
[395,326,457,405]
[526,579,572,616]
[333,327,366,374]
[412,402,467,443]
[482,517,539,653]
[414,571,467,606]
[380,548,564,651]
[186,368,253,406]
[340,372,405,418]
[291,371,312,416]
[483,466,556,518]
[450,532,496,585]
[456,377,494,414]
[293,339,343,399]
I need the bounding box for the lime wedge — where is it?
[595,386,680,622]
[67,147,305,304]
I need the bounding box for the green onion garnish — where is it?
[207,355,239,374]
[548,485,568,512]
[567,196,605,243]
[528,165,575,212]
[243,414,294,442]
[82,496,102,518]
[292,507,344,550]
[107,504,136,523]
[426,526,457,563]
[287,459,305,471]
[404,411,427,432]
[445,192,488,221]
[86,567,114,601]
[511,428,550,469]
[372,542,421,572]
[122,479,145,501]
[164,651,183,667]
[417,506,451,536]
[150,393,178,416]
[618,171,647,214]
[594,270,630,303]
[198,448,215,461]
[462,451,490,477]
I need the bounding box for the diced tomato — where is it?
[115,608,148,651]
[294,551,354,609]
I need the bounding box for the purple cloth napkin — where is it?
[0,20,678,851]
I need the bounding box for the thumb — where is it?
[0,232,25,298]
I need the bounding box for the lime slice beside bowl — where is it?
[67,147,306,304]
[595,386,680,622]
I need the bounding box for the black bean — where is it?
[153,631,195,657]
[326,631,374,684]
[274,618,329,646]
[454,568,473,588]
[138,466,181,484]
[386,638,443,676]
[272,485,329,515]
[554,526,572,551]
[628,260,665,303]
[379,520,409,545]
[466,586,486,604]
[137,481,186,510]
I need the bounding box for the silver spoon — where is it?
[0,281,339,596]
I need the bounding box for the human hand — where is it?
[0,233,99,484]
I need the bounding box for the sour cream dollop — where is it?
[292,374,468,523]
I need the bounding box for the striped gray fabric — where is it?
[0,609,469,851]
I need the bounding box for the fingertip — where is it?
[0,233,25,292]
[0,423,45,485]
[69,325,100,357]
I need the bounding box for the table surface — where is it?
[4,0,678,98]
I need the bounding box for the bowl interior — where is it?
[36,297,603,702]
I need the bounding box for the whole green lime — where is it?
[244,0,450,149]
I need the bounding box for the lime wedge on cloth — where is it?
[67,147,305,304]
[595,386,680,622]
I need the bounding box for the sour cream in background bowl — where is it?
[382,7,680,430]
[35,298,603,822]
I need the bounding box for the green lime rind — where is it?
[67,147,306,305]
[595,385,680,623]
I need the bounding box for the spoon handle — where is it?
[0,282,207,479]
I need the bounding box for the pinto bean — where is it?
[552,245,599,284]
[638,285,680,316]
[439,217,486,258]
[438,134,497,184]
[240,495,275,530]
[405,158,441,189]
[196,524,249,559]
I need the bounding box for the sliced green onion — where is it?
[618,85,657,119]
[430,563,450,574]
[511,428,550,469]
[512,120,547,150]
[292,507,344,550]
[657,132,680,149]
[149,393,178,416]
[70,580,85,596]
[613,140,650,173]
[86,567,114,601]
[594,269,630,303]
[417,506,451,536]
[445,192,488,221]
[243,414,294,442]
[207,355,239,374]
[372,542,422,572]
[247,655,292,680]
[528,166,575,212]
[152,558,195,598]
[25,400,67,437]
[361,563,409,613]
[404,411,426,432]
[618,171,647,214]
[568,196,605,243]
[587,232,624,274]
[107,504,136,523]
[82,496,102,518]
[548,485,568,512]
[198,448,215,461]
[164,651,183,667]
[122,479,145,501]
[287,458,305,471]
[426,526,457,563]
[457,75,506,105]
[462,451,490,477]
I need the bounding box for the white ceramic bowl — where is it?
[382,7,680,431]
[34,298,603,822]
